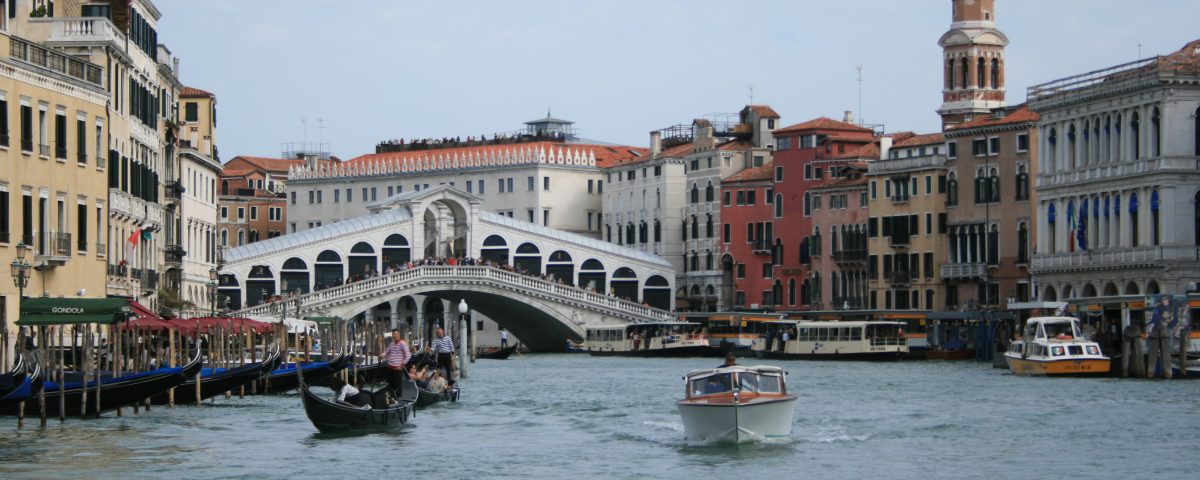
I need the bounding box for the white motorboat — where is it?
[1005,316,1110,376]
[677,365,796,444]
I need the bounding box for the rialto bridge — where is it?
[219,186,676,351]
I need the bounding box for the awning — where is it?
[303,316,340,325]
[122,301,175,331]
[171,317,273,336]
[17,298,132,326]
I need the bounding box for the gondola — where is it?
[149,350,281,405]
[477,343,519,360]
[0,350,203,417]
[0,362,42,410]
[415,384,460,408]
[300,371,418,433]
[259,354,351,394]
[310,360,388,388]
[0,355,28,399]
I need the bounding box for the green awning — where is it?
[17,298,132,326]
[304,316,339,325]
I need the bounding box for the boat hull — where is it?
[300,380,415,433]
[677,396,796,444]
[0,364,42,410]
[1005,355,1111,376]
[588,345,716,358]
[415,386,459,408]
[260,354,351,393]
[4,353,202,416]
[759,349,904,361]
[149,352,278,405]
[477,344,519,360]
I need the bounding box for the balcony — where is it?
[96,156,106,169]
[941,262,987,279]
[832,296,865,309]
[7,36,104,87]
[165,244,187,263]
[890,194,910,204]
[36,16,128,55]
[1031,245,1200,274]
[34,231,72,264]
[751,241,771,255]
[165,181,185,201]
[889,235,910,248]
[832,249,868,263]
[868,154,947,175]
[96,242,106,256]
[885,271,912,285]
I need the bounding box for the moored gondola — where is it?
[150,350,280,405]
[0,355,28,399]
[300,371,418,433]
[0,361,42,410]
[260,354,351,394]
[477,343,519,360]
[415,384,460,408]
[1,350,203,417]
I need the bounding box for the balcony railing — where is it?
[96,156,106,169]
[165,244,186,262]
[885,271,912,285]
[34,231,72,258]
[891,194,910,204]
[832,249,868,263]
[165,181,185,200]
[941,262,987,279]
[8,36,104,87]
[56,146,68,160]
[889,235,910,248]
[751,241,771,255]
[96,242,106,255]
[868,154,947,175]
[1031,245,1200,273]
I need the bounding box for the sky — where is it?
[153,0,1200,162]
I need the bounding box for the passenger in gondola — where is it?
[427,370,448,394]
[329,377,370,409]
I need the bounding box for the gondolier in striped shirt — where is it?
[432,328,457,383]
[378,329,411,394]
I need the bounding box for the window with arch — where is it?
[991,58,1000,89]
[237,229,245,245]
[690,184,699,204]
[626,223,635,245]
[1129,192,1140,246]
[705,214,714,238]
[653,220,661,242]
[976,57,986,88]
[1068,124,1078,169]
[947,58,956,90]
[705,251,713,270]
[705,182,714,202]
[947,172,958,206]
[220,229,228,247]
[1017,221,1029,264]
[788,278,796,305]
[1150,190,1160,246]
[1131,112,1141,160]
[774,194,783,218]
[1015,165,1029,201]
[1151,107,1161,157]
[639,222,648,243]
[1047,127,1058,170]
[803,192,811,215]
[989,167,1000,203]
[690,251,698,271]
[1047,203,1057,254]
[960,57,968,89]
[691,215,698,240]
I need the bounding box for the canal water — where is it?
[1,354,1198,479]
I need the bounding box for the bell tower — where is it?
[938,0,1009,130]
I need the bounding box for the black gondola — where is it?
[0,350,203,417]
[300,371,418,433]
[149,350,281,405]
[0,361,42,410]
[259,354,351,394]
[310,360,388,388]
[415,385,460,408]
[477,343,519,360]
[0,355,28,399]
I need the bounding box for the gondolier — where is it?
[500,328,509,348]
[379,329,411,394]
[432,328,456,382]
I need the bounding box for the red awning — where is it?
[121,301,175,331]
[171,317,273,336]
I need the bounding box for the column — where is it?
[388,298,401,331]
[1119,190,1132,248]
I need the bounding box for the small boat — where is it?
[924,341,976,360]
[756,320,908,361]
[586,322,713,357]
[677,365,796,444]
[300,373,418,433]
[1005,316,1111,376]
[415,384,460,408]
[150,350,281,405]
[477,343,519,360]
[0,361,42,410]
[1,351,203,417]
[260,354,352,394]
[0,355,29,399]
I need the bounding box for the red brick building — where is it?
[720,162,776,310]
[770,117,878,311]
[217,156,335,248]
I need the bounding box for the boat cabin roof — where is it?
[584,321,702,331]
[684,365,785,381]
[1025,316,1079,326]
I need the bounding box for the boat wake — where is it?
[642,420,685,432]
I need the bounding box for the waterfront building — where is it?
[217,154,329,249]
[0,23,111,356]
[171,86,220,313]
[600,137,689,277]
[772,115,877,311]
[808,156,873,311]
[937,0,1007,130]
[1028,40,1200,314]
[286,115,646,241]
[719,161,776,310]
[867,133,949,310]
[943,105,1039,309]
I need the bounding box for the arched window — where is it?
[947,58,956,90]
[639,222,648,243]
[690,184,699,203]
[705,251,713,270]
[976,57,985,88]
[1047,203,1057,254]
[626,223,635,244]
[974,167,986,204]
[803,192,811,215]
[1082,119,1091,166]
[690,215,698,240]
[1068,124,1078,169]
[1017,222,1029,264]
[237,229,245,246]
[960,58,968,89]
[991,58,1000,89]
[653,220,661,242]
[989,167,1000,203]
[1150,190,1160,246]
[1129,192,1140,246]
[947,172,958,206]
[987,224,999,266]
[1047,127,1058,171]
[220,229,228,247]
[705,181,714,202]
[690,251,698,271]
[1015,165,1029,201]
[705,214,714,238]
[1131,112,1141,160]
[788,278,796,305]
[774,193,783,217]
[1150,107,1161,157]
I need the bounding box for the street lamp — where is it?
[207,267,218,317]
[457,299,469,378]
[8,243,32,362]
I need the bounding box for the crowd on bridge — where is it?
[375,130,568,153]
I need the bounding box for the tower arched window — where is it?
[977,57,986,88]
[960,58,968,89]
[947,59,956,90]
[991,58,1000,89]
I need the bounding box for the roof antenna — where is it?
[547,106,551,118]
[748,84,755,105]
[301,116,308,144]
[856,64,863,125]
[317,117,325,146]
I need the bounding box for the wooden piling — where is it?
[57,325,65,423]
[38,327,46,427]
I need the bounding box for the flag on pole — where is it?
[127,228,143,257]
[1066,204,1076,252]
[1077,202,1088,251]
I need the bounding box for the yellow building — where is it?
[0,31,111,361]
[172,86,220,314]
[866,133,950,310]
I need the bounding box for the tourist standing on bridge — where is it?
[379,329,411,394]
[432,328,457,382]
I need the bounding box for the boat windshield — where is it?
[737,372,782,394]
[689,373,733,396]
[1041,321,1078,339]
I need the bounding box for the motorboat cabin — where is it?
[757,320,908,360]
[677,365,796,443]
[1005,316,1110,376]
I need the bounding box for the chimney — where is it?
[650,130,662,157]
[304,153,318,170]
[879,136,893,161]
[843,110,855,124]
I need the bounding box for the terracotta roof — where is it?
[660,142,693,158]
[1155,38,1200,70]
[831,142,879,160]
[824,134,874,144]
[812,174,868,190]
[950,105,1040,130]
[722,162,774,183]
[775,117,874,135]
[716,139,753,151]
[180,86,214,98]
[347,141,647,169]
[745,105,780,118]
[892,132,945,148]
[225,156,307,173]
